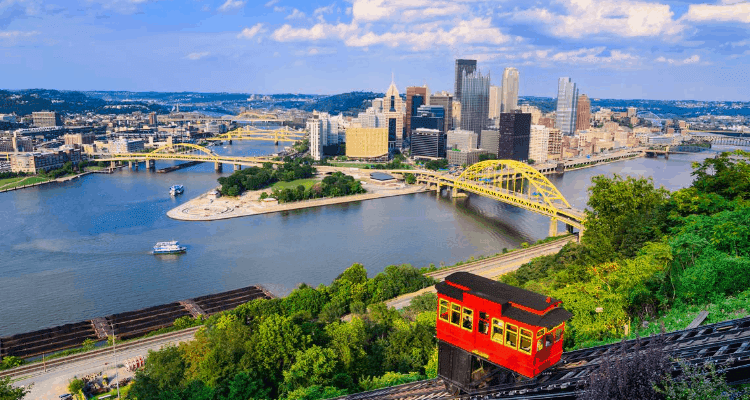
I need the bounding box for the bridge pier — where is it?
[435,183,441,196]
[110,160,116,169]
[228,139,232,145]
[214,162,223,172]
[451,187,458,198]
[234,164,242,171]
[146,160,155,170]
[566,224,574,234]
[549,218,558,237]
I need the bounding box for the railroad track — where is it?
[341,316,750,400]
[0,326,200,380]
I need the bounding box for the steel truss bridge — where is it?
[394,160,585,236]
[688,133,750,147]
[91,143,282,172]
[206,126,306,144]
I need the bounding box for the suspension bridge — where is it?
[206,126,306,145]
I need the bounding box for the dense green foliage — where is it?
[267,172,365,203]
[502,150,750,349]
[365,154,411,170]
[0,376,29,400]
[128,264,436,400]
[423,159,449,170]
[217,159,315,197]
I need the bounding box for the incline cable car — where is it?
[436,272,573,394]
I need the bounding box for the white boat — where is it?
[169,185,184,196]
[153,241,186,255]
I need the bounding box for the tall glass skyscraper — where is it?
[460,69,490,138]
[555,77,578,136]
[501,67,519,113]
[454,59,477,102]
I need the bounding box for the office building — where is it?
[32,111,63,128]
[11,148,82,173]
[575,94,591,131]
[447,129,478,151]
[480,129,500,157]
[63,133,95,147]
[346,128,388,160]
[497,111,531,161]
[447,148,487,166]
[406,86,428,140]
[489,85,501,119]
[411,105,445,133]
[460,69,490,137]
[519,104,541,124]
[307,112,340,160]
[430,92,453,132]
[627,107,637,118]
[500,67,519,113]
[110,138,145,154]
[384,79,405,149]
[411,128,446,159]
[454,59,477,102]
[149,112,158,126]
[548,128,562,159]
[555,78,578,136]
[529,125,550,163]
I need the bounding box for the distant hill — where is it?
[290,91,384,115]
[0,89,168,116]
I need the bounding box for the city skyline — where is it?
[1,1,749,101]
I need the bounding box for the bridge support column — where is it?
[214,162,223,172]
[274,140,279,146]
[146,160,155,170]
[110,160,116,169]
[228,139,232,145]
[566,224,574,234]
[549,218,558,237]
[435,183,441,196]
[234,164,241,171]
[451,187,458,198]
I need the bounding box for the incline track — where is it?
[338,316,750,400]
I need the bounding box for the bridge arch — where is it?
[148,143,219,161]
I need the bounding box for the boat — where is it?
[153,241,186,255]
[169,185,184,196]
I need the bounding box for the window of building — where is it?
[451,303,461,326]
[478,312,489,335]
[491,319,504,344]
[461,307,473,331]
[554,324,564,342]
[537,328,546,352]
[505,323,518,349]
[519,328,533,355]
[439,299,450,322]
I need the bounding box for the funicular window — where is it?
[505,323,518,349]
[491,319,504,344]
[519,328,533,355]
[554,323,564,342]
[537,328,546,352]
[451,303,461,325]
[461,308,474,331]
[478,312,489,335]
[439,299,450,322]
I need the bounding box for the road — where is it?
[386,236,577,310]
[8,328,198,400]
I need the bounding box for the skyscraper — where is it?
[460,69,490,139]
[430,92,453,132]
[384,78,405,149]
[489,85,501,119]
[500,67,519,113]
[496,111,531,161]
[454,59,477,102]
[555,77,578,136]
[575,94,591,131]
[405,86,428,139]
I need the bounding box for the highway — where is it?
[6,328,199,400]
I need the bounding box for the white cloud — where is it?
[264,0,279,6]
[0,0,41,16]
[351,0,470,23]
[218,0,245,12]
[0,30,40,39]
[683,2,750,23]
[186,52,209,60]
[85,0,166,14]
[273,6,287,12]
[313,4,335,15]
[513,0,684,39]
[655,54,701,65]
[237,23,266,39]
[548,47,641,66]
[271,22,358,41]
[286,8,305,19]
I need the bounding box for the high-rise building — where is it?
[460,69,490,138]
[384,79,405,149]
[489,85,501,119]
[411,105,445,133]
[405,86,428,140]
[411,128,446,159]
[63,133,95,147]
[555,78,578,136]
[345,128,388,160]
[430,92,453,132]
[529,124,550,163]
[148,112,158,126]
[627,107,637,118]
[307,112,340,160]
[32,111,62,127]
[548,128,563,159]
[519,104,542,124]
[454,59,477,102]
[575,94,591,131]
[500,67,519,113]
[496,111,531,161]
[447,129,478,151]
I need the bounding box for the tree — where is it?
[68,378,84,395]
[403,173,416,184]
[129,345,186,399]
[655,361,748,400]
[281,346,339,394]
[0,377,29,400]
[253,314,310,372]
[227,371,270,400]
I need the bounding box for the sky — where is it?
[1,0,749,101]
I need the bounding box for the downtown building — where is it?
[481,111,531,161]
[555,77,578,136]
[454,59,477,102]
[460,69,491,138]
[32,111,63,128]
[410,105,446,159]
[307,112,340,161]
[405,86,429,142]
[529,125,550,163]
[575,94,591,131]
[345,128,388,160]
[500,67,519,113]
[430,91,453,132]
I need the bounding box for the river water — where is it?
[0,143,734,336]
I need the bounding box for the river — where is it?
[0,143,734,336]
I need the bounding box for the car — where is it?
[59,394,72,399]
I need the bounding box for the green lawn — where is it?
[90,384,132,399]
[0,176,49,190]
[271,178,318,190]
[330,163,373,169]
[86,166,106,171]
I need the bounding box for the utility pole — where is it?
[111,322,120,399]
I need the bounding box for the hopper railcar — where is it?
[436,272,573,394]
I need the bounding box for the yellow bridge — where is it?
[207,127,306,145]
[91,143,282,172]
[395,160,585,236]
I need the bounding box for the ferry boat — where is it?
[169,185,184,196]
[153,241,186,255]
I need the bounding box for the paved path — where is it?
[386,236,577,310]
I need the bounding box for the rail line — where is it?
[0,326,200,380]
[338,316,750,400]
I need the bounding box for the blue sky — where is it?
[1,0,749,100]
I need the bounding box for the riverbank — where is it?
[167,180,429,221]
[0,168,116,193]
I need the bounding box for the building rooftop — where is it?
[369,172,395,181]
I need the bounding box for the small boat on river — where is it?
[153,241,186,255]
[169,185,184,196]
